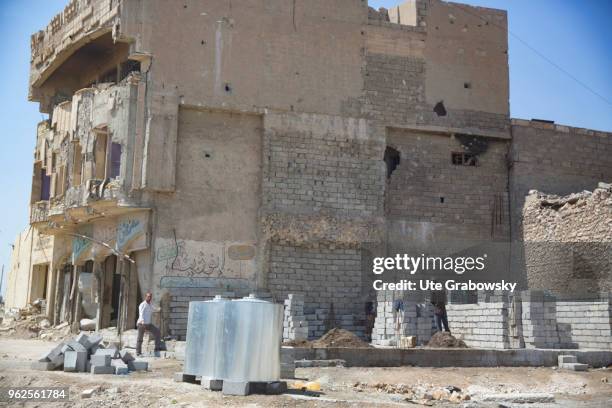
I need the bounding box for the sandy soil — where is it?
[0,338,610,407]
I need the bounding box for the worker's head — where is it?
[145,292,152,303]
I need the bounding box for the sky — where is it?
[0,1,611,297]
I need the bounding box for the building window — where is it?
[109,142,122,179]
[72,143,83,186]
[451,152,477,166]
[41,167,50,200]
[94,130,108,179]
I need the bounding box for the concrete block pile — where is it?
[521,291,560,349]
[34,332,149,375]
[283,294,308,341]
[371,291,435,346]
[371,290,396,346]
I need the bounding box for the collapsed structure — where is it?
[5,0,611,348]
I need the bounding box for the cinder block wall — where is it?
[446,302,510,349]
[268,245,366,339]
[556,296,612,350]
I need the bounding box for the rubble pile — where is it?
[0,301,59,340]
[523,183,612,242]
[426,331,467,348]
[34,332,149,375]
[311,328,372,348]
[284,328,372,348]
[353,381,471,403]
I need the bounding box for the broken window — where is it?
[99,67,118,84]
[119,60,141,82]
[384,146,401,179]
[109,142,122,179]
[451,152,477,166]
[94,130,108,179]
[56,165,67,196]
[41,167,51,200]
[72,143,83,186]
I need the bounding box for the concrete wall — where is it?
[6,228,53,309]
[121,0,366,117]
[510,120,612,288]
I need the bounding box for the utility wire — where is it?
[449,3,612,107]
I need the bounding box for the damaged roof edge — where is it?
[511,118,612,136]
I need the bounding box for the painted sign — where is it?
[72,225,93,265]
[116,213,147,252]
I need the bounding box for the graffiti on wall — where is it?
[155,238,256,281]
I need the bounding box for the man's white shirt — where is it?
[138,301,153,325]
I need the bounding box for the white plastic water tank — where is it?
[184,295,283,382]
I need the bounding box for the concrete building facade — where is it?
[7,0,612,342]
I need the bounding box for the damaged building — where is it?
[6,0,612,347]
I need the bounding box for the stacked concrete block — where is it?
[446,303,510,349]
[111,359,129,375]
[38,343,65,369]
[64,350,87,372]
[371,290,396,346]
[556,294,612,350]
[267,246,367,340]
[283,294,309,341]
[521,291,560,349]
[280,347,296,379]
[90,351,113,374]
[371,292,435,346]
[558,355,588,371]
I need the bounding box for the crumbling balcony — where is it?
[30,75,147,233]
[30,0,121,102]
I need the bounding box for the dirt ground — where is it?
[1,338,611,407]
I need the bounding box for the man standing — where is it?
[430,285,450,333]
[136,292,162,356]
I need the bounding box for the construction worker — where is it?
[430,284,450,333]
[136,292,162,356]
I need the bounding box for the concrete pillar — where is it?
[93,262,103,331]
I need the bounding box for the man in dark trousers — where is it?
[136,292,162,356]
[430,285,450,333]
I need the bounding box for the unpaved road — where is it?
[0,338,611,407]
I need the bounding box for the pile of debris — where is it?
[353,381,471,403]
[523,182,612,242]
[426,331,467,348]
[285,328,372,348]
[0,301,54,339]
[34,332,148,375]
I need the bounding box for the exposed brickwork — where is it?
[386,129,510,239]
[364,53,509,132]
[262,113,386,218]
[267,245,366,339]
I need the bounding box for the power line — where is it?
[449,3,612,107]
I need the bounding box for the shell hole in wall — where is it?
[383,146,401,179]
[433,101,447,116]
